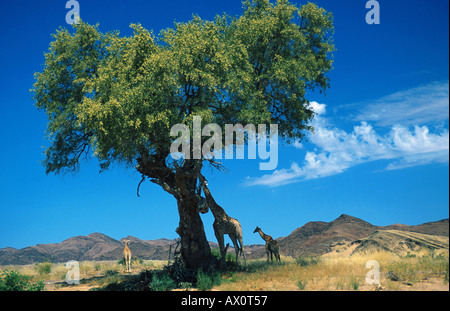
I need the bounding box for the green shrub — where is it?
[211,248,234,263]
[150,272,177,291]
[296,256,321,267]
[37,262,52,275]
[196,269,221,291]
[0,270,45,291]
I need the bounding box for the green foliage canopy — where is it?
[33,0,334,181]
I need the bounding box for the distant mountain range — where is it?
[0,215,448,265]
[0,234,179,266]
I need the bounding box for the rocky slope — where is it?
[252,215,448,258]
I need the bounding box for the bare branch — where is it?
[205,159,228,173]
[137,175,146,197]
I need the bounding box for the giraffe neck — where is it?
[202,183,227,219]
[210,203,227,219]
[258,229,272,242]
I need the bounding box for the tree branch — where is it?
[150,178,180,197]
[136,154,179,197]
[137,174,146,197]
[205,159,228,173]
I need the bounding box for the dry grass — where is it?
[214,251,449,291]
[1,251,448,291]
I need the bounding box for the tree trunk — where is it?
[176,194,213,270]
[136,157,212,271]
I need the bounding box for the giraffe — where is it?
[199,175,246,267]
[253,226,281,263]
[123,239,132,273]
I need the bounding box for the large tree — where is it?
[33,0,334,270]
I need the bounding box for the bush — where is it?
[36,262,52,275]
[150,272,177,291]
[296,256,321,267]
[211,248,234,264]
[0,270,45,291]
[196,269,221,291]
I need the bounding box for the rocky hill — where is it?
[273,215,448,258]
[274,214,376,258]
[0,215,448,265]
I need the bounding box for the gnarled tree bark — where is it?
[137,156,213,270]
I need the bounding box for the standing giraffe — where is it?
[199,175,246,267]
[123,240,132,273]
[253,226,281,263]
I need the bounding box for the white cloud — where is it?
[245,163,303,187]
[309,101,327,116]
[353,81,449,127]
[386,125,449,170]
[246,82,450,187]
[292,141,304,149]
[247,122,449,187]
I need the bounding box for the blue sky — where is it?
[0,0,448,249]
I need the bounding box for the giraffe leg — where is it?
[274,244,281,263]
[238,237,246,267]
[274,246,280,262]
[215,231,226,267]
[229,235,239,264]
